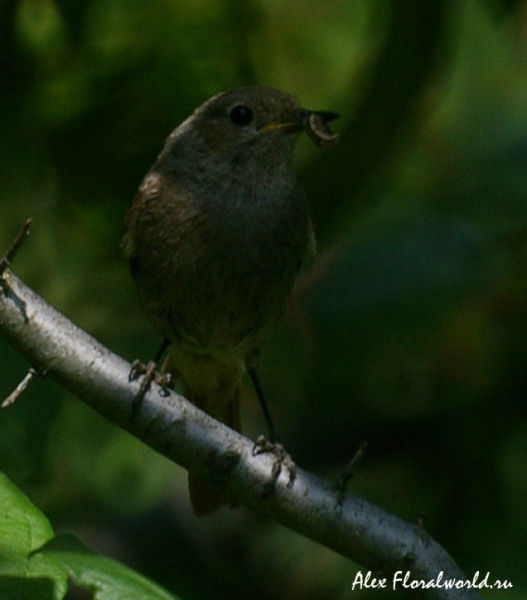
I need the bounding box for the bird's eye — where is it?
[229,104,254,126]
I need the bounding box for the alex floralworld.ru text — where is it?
[351,570,512,591]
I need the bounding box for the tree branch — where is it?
[0,268,482,600]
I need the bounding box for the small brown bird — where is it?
[122,86,338,514]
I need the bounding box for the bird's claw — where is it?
[252,435,296,497]
[129,360,173,418]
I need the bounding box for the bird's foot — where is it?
[128,359,173,417]
[252,435,296,497]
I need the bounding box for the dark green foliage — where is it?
[1,1,526,598]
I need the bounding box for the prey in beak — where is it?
[261,109,339,148]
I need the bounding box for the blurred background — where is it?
[1,0,527,598]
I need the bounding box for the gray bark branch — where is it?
[0,269,482,600]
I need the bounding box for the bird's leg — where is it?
[248,366,279,443]
[248,367,296,495]
[129,338,173,416]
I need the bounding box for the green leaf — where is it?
[0,474,179,600]
[36,534,179,600]
[0,472,54,558]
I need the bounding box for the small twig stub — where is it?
[2,367,37,408]
[0,218,33,276]
[335,440,369,495]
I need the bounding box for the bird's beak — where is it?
[260,109,339,148]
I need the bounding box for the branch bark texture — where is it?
[0,269,482,600]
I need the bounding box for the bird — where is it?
[122,86,338,514]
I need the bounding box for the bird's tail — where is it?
[186,380,241,515]
[164,354,242,515]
